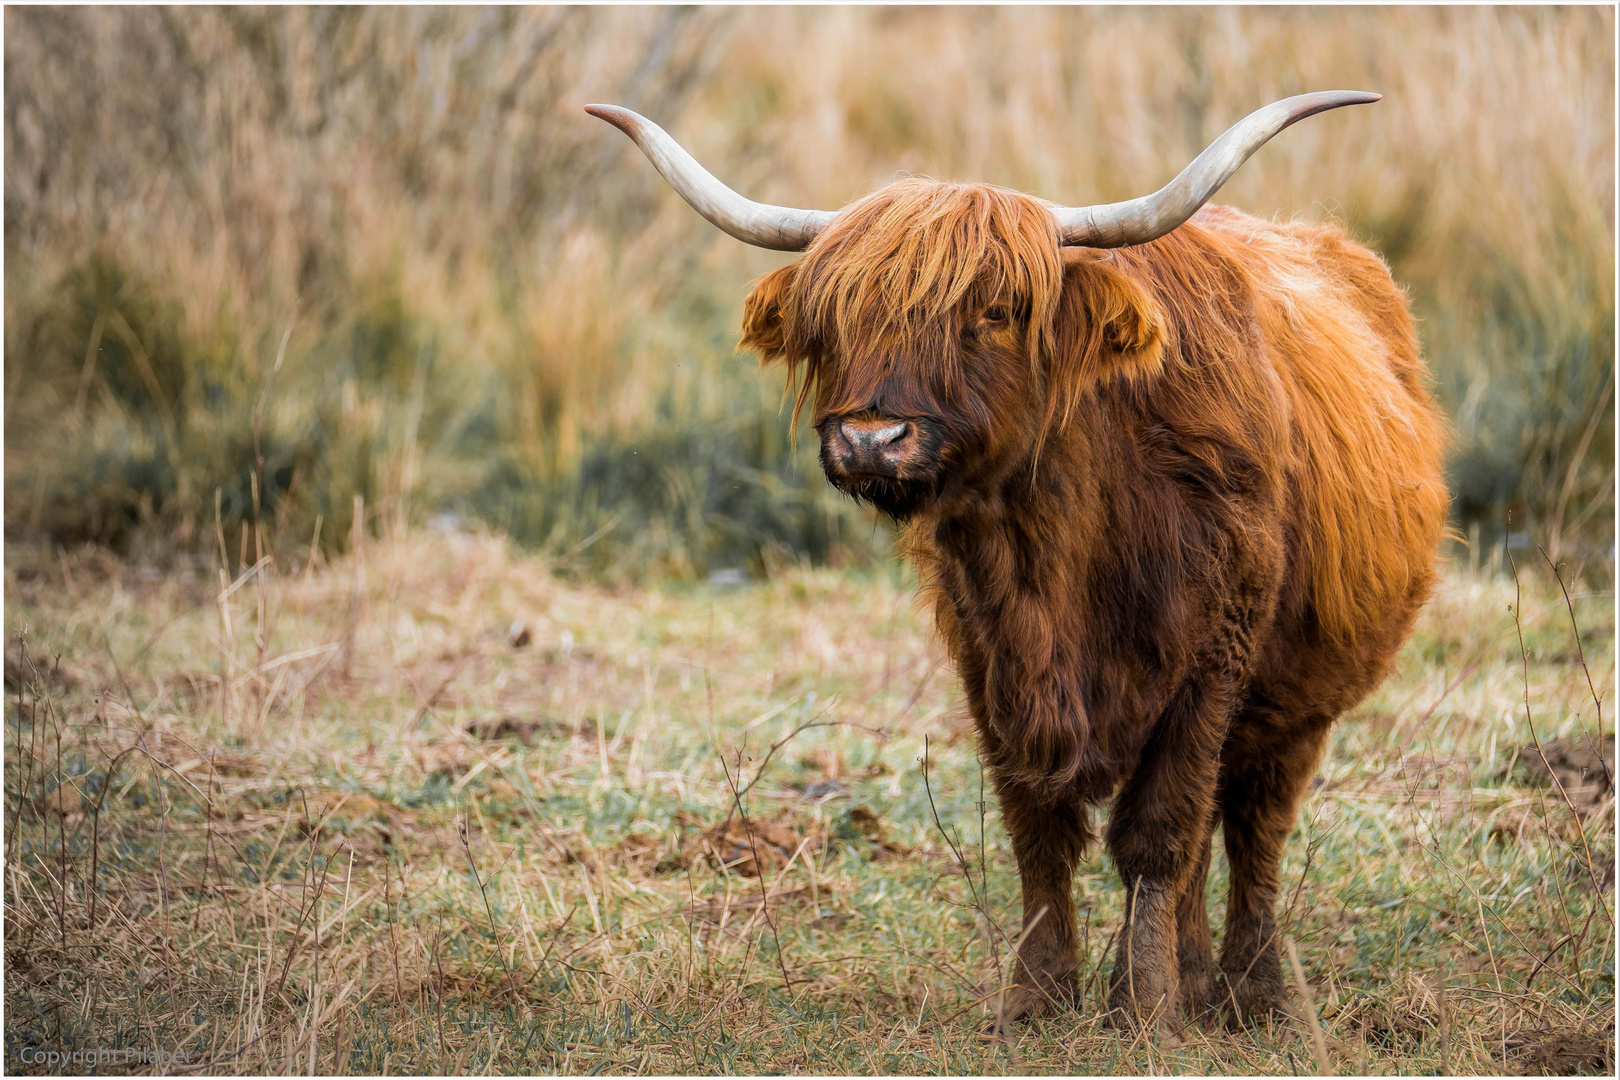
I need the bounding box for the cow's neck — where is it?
[927,437,1100,638]
[905,401,1168,794]
[921,407,1108,584]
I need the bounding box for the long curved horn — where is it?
[586,104,835,252]
[1052,91,1381,248]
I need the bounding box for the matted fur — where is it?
[738,180,1449,1027]
[745,178,1064,430]
[1070,207,1449,646]
[745,189,1445,649]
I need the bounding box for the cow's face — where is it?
[740,179,1165,520]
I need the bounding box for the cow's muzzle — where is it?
[816,412,945,520]
[824,415,920,478]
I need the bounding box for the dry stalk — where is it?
[990,903,1049,1038]
[50,678,70,948]
[72,308,107,418]
[384,859,404,1003]
[718,748,795,999]
[273,795,334,999]
[1539,546,1609,785]
[1437,954,1452,1075]
[216,494,234,730]
[1285,938,1332,1076]
[194,750,217,930]
[344,493,365,679]
[920,734,1016,1017]
[6,637,29,874]
[155,771,182,1031]
[457,807,514,979]
[1508,548,1611,918]
[85,741,139,932]
[1547,371,1613,562]
[431,918,449,1071]
[251,317,296,565]
[734,712,885,801]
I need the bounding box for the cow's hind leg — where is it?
[1105,677,1234,1032]
[1216,709,1330,1024]
[994,780,1089,1025]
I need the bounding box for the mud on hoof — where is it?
[1215,965,1286,1028]
[1105,972,1180,1035]
[985,975,1076,1032]
[1103,995,1180,1036]
[1177,960,1221,1024]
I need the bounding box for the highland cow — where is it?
[589,93,1449,1030]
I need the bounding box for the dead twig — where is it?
[1286,939,1332,1076]
[735,712,886,801]
[1508,548,1611,918]
[1539,546,1609,788]
[921,736,1017,1020]
[409,650,474,728]
[718,748,796,998]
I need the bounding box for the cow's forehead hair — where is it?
[784,177,1066,357]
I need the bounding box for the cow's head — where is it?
[587,92,1377,520]
[736,180,1171,519]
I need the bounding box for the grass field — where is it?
[3,529,1614,1075]
[4,8,1614,1075]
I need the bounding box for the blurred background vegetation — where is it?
[4,6,1613,580]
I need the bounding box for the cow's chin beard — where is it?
[822,469,941,521]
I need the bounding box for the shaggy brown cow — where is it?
[589,93,1449,1030]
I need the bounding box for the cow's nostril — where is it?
[840,420,910,450]
[871,422,910,447]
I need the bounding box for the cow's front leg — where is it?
[1176,812,1219,1021]
[992,779,1089,1025]
[1105,677,1233,1032]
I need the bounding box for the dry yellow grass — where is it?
[4,528,1613,1074]
[4,6,1612,565]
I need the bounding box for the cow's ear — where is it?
[1049,252,1165,396]
[739,265,797,364]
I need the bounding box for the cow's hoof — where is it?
[982,986,1036,1036]
[1217,968,1286,1029]
[1105,986,1179,1036]
[982,976,1074,1034]
[1178,961,1220,1023]
[1107,958,1180,1035]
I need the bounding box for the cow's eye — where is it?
[979,306,1008,326]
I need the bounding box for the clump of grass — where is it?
[4,7,1613,574]
[4,529,1612,1073]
